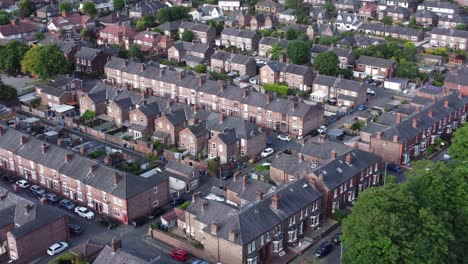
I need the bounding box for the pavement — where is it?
[291,226,343,264]
[1,74,39,95]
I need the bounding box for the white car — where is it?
[318,126,327,134]
[277,135,291,142]
[366,88,376,96]
[16,180,30,189]
[30,185,45,196]
[47,242,69,256]
[74,206,95,219]
[261,148,274,158]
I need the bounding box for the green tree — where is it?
[194,64,206,73]
[0,84,17,101]
[0,10,10,25]
[207,19,224,36]
[400,42,417,62]
[128,44,144,60]
[395,59,419,80]
[82,110,96,120]
[0,40,30,75]
[324,3,336,17]
[82,2,97,18]
[455,24,466,31]
[285,28,298,40]
[113,0,125,11]
[33,31,45,41]
[286,41,310,65]
[21,44,69,79]
[156,6,190,24]
[267,42,284,61]
[182,30,194,42]
[313,51,339,76]
[382,16,393,25]
[59,1,72,13]
[342,183,453,264]
[19,0,36,17]
[448,124,468,160]
[318,36,340,46]
[135,15,154,30]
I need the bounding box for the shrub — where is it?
[153,140,164,150]
[122,135,133,141]
[192,240,204,249]
[178,201,191,210]
[426,145,437,155]
[255,165,270,171]
[207,157,220,174]
[88,149,106,158]
[351,121,365,131]
[333,209,349,224]
[263,83,290,96]
[434,138,442,147]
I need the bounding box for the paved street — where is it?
[291,226,343,264]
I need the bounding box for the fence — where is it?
[21,105,46,118]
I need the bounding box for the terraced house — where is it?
[104,61,324,138]
[0,126,169,224]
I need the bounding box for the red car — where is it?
[171,249,188,261]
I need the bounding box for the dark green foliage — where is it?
[156,6,190,24]
[286,41,310,64]
[181,30,194,42]
[19,0,36,17]
[0,40,30,75]
[59,1,72,12]
[313,51,339,76]
[0,84,17,101]
[128,44,144,60]
[82,2,97,18]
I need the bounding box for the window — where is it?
[260,234,265,246]
[114,208,120,217]
[113,197,122,206]
[153,200,159,207]
[288,229,297,242]
[273,240,283,252]
[311,215,320,227]
[212,143,216,149]
[247,257,257,264]
[154,186,158,194]
[247,241,256,254]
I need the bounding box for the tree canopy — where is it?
[156,6,190,24]
[0,40,30,75]
[286,41,310,65]
[19,0,36,17]
[206,19,223,36]
[21,44,69,79]
[0,10,10,25]
[194,64,207,73]
[128,44,144,60]
[59,1,72,13]
[448,124,468,160]
[313,51,339,76]
[113,0,125,11]
[267,42,284,61]
[382,16,393,25]
[181,30,194,42]
[0,84,17,101]
[135,15,154,31]
[82,2,97,18]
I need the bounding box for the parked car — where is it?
[317,125,327,134]
[277,134,291,141]
[357,104,368,111]
[2,174,15,183]
[442,154,451,161]
[220,170,235,180]
[74,206,95,219]
[98,217,117,230]
[171,196,186,206]
[326,98,337,105]
[227,71,238,78]
[386,163,403,173]
[30,185,45,196]
[131,217,147,228]
[261,148,274,158]
[332,232,342,244]
[315,242,333,258]
[60,199,75,210]
[193,260,210,264]
[16,180,30,189]
[47,242,69,256]
[43,193,59,203]
[68,224,82,235]
[171,249,189,261]
[366,88,376,96]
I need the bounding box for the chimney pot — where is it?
[88,164,97,173]
[79,146,86,155]
[64,154,72,162]
[345,153,352,165]
[219,114,225,123]
[376,131,382,139]
[41,144,47,154]
[266,94,271,103]
[393,135,399,143]
[104,155,112,166]
[396,113,401,124]
[444,100,449,108]
[319,173,324,181]
[412,118,418,128]
[428,109,433,118]
[331,149,337,159]
[242,89,248,98]
[228,228,235,241]
[256,189,263,201]
[272,193,280,210]
[113,173,121,185]
[20,135,26,145]
[202,201,208,213]
[459,90,464,99]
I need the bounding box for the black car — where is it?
[315,242,333,258]
[68,224,82,235]
[98,217,118,230]
[131,217,147,228]
[220,170,234,180]
[2,174,15,183]
[171,196,186,206]
[386,163,404,173]
[332,232,342,244]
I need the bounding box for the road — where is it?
[0,179,179,264]
[291,226,343,264]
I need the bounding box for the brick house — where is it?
[306,23,337,40]
[37,3,60,18]
[368,92,468,165]
[334,12,361,31]
[379,6,410,22]
[75,47,108,73]
[164,160,200,196]
[129,0,166,18]
[221,28,261,51]
[335,0,359,12]
[78,83,111,115]
[128,99,167,138]
[444,67,468,96]
[413,10,439,28]
[258,37,288,59]
[167,41,214,67]
[35,75,82,107]
[154,107,192,145]
[417,1,459,18]
[47,12,94,40]
[0,187,69,264]
[133,30,174,55]
[226,9,251,27]
[179,121,209,156]
[178,21,216,44]
[0,20,41,40]
[438,16,468,30]
[353,55,397,80]
[358,4,378,19]
[107,90,143,126]
[255,0,285,15]
[310,75,366,109]
[310,44,355,69]
[183,178,322,264]
[98,24,137,49]
[260,61,315,91]
[210,51,257,77]
[250,13,278,30]
[226,175,274,208]
[0,126,170,225]
[359,23,424,43]
[430,27,468,51]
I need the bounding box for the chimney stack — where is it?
[331,149,337,159]
[111,238,122,252]
[41,144,47,154]
[412,118,418,128]
[376,131,382,139]
[79,146,86,155]
[64,154,72,162]
[57,138,64,146]
[228,228,235,241]
[256,189,263,201]
[202,201,208,213]
[396,113,401,124]
[271,193,280,210]
[211,222,218,235]
[113,173,121,185]
[459,90,464,99]
[20,135,26,145]
[266,94,271,103]
[88,164,97,173]
[428,109,433,118]
[178,72,183,81]
[444,100,449,108]
[319,173,324,181]
[345,153,352,165]
[61,10,67,17]
[219,114,225,123]
[393,135,399,143]
[242,175,248,189]
[192,191,200,202]
[104,155,112,166]
[24,204,34,214]
[218,81,225,91]
[11,19,16,26]
[242,89,248,97]
[198,77,204,86]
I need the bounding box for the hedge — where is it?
[263,83,290,96]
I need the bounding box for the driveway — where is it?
[1,74,40,95]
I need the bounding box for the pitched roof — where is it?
[206,115,264,140]
[100,24,137,38]
[0,21,40,37]
[300,140,352,161]
[227,177,274,204]
[356,55,395,68]
[221,28,259,39]
[93,245,148,264]
[76,47,102,60]
[431,27,468,38]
